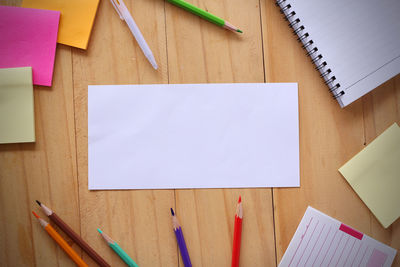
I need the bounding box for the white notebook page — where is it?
[279,207,397,267]
[289,0,400,107]
[88,83,299,189]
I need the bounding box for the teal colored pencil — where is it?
[97,229,139,267]
[166,0,242,33]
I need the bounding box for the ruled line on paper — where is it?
[288,217,314,267]
[343,238,356,266]
[311,226,332,267]
[359,245,370,267]
[296,221,320,266]
[351,242,363,266]
[335,235,351,266]
[320,228,339,265]
[327,232,345,266]
[304,224,326,266]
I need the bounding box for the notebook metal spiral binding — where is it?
[276,0,344,99]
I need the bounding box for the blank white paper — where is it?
[88,83,299,190]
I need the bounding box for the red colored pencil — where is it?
[231,196,243,267]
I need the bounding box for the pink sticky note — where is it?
[0,6,60,86]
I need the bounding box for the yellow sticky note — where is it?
[339,123,400,228]
[0,67,35,144]
[22,0,99,49]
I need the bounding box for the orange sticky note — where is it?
[22,0,100,49]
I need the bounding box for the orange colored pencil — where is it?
[231,196,243,267]
[32,211,88,267]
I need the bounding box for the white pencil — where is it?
[110,0,158,70]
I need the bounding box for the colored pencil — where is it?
[97,228,139,267]
[166,0,242,33]
[231,196,243,267]
[171,208,192,267]
[32,211,88,267]
[36,200,110,267]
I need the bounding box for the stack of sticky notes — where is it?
[339,123,400,228]
[0,67,35,144]
[0,1,99,144]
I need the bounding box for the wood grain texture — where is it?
[0,44,79,267]
[0,0,399,266]
[72,0,176,266]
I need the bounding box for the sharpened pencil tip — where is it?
[238,195,241,203]
[237,29,243,33]
[97,228,103,234]
[170,208,175,216]
[35,200,41,206]
[32,211,40,218]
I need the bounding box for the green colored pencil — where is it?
[97,229,139,267]
[167,0,242,33]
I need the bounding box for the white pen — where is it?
[110,0,158,70]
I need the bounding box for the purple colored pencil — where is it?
[171,208,192,267]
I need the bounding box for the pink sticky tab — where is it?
[0,6,60,86]
[339,224,363,240]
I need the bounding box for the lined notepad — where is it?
[276,0,400,107]
[339,123,400,228]
[279,207,396,267]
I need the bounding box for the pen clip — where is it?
[110,0,124,20]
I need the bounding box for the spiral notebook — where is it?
[276,0,400,107]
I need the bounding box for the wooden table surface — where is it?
[1,0,399,266]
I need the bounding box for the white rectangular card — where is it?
[88,83,299,189]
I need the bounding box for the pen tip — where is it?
[149,59,158,70]
[97,228,103,234]
[32,211,40,219]
[238,195,241,203]
[35,200,41,206]
[170,208,175,216]
[237,29,243,33]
